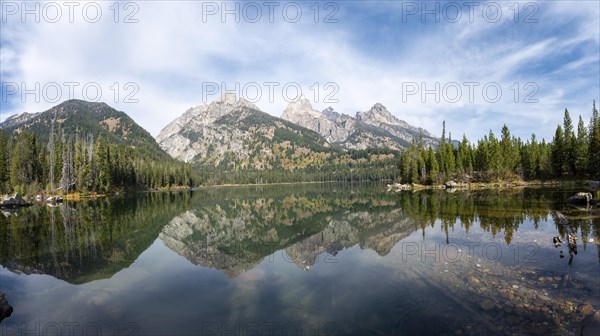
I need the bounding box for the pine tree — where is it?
[0,130,8,192]
[53,132,64,189]
[539,139,551,177]
[477,136,487,173]
[488,130,501,179]
[418,154,426,184]
[426,146,440,184]
[438,121,446,178]
[10,132,40,193]
[410,154,419,184]
[457,135,472,175]
[500,124,517,176]
[523,134,541,178]
[98,140,111,191]
[418,131,427,182]
[575,115,588,175]
[48,122,56,191]
[74,136,86,191]
[400,141,420,184]
[38,144,48,191]
[551,125,565,177]
[563,109,576,175]
[521,140,531,179]
[84,133,96,192]
[589,101,600,177]
[443,132,456,177]
[60,137,75,193]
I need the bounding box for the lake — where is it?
[1,183,599,335]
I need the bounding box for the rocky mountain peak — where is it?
[156,94,260,149]
[156,94,443,165]
[281,95,322,120]
[372,103,390,115]
[1,112,39,128]
[155,94,334,165]
[356,103,402,126]
[321,106,340,120]
[214,93,258,110]
[219,92,238,105]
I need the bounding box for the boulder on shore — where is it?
[46,196,63,203]
[0,193,32,208]
[566,192,593,206]
[387,183,412,191]
[445,181,458,189]
[0,292,13,323]
[589,181,600,192]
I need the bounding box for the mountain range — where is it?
[2,96,442,173]
[281,95,439,150]
[155,94,335,170]
[156,94,441,169]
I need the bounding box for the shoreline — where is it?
[8,179,599,203]
[389,179,599,192]
[201,180,357,188]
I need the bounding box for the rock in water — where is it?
[553,236,562,247]
[566,192,593,206]
[582,311,600,336]
[387,183,411,191]
[580,304,594,316]
[0,193,32,208]
[46,196,63,203]
[445,180,458,189]
[0,292,13,322]
[480,299,496,311]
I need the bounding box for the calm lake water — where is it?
[1,183,599,335]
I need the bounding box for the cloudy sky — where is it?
[1,0,598,141]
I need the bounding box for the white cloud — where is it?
[1,0,598,142]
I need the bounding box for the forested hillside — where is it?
[0,100,196,194]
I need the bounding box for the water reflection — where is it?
[159,187,415,277]
[156,187,600,278]
[0,192,194,284]
[0,185,598,335]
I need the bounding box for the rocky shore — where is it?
[387,181,561,192]
[383,233,600,336]
[0,193,32,208]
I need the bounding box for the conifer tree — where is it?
[589,101,600,177]
[500,125,517,176]
[0,130,8,192]
[563,109,576,174]
[10,132,40,193]
[575,115,588,175]
[426,146,439,184]
[48,122,56,191]
[60,137,75,193]
[551,125,565,176]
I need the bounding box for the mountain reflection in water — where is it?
[0,184,599,335]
